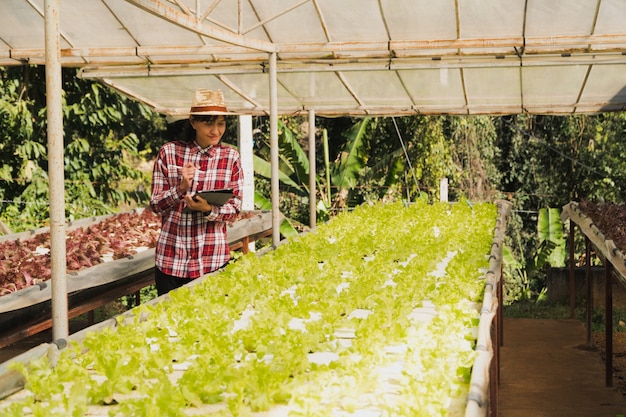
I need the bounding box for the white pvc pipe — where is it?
[308,109,316,229]
[44,0,68,342]
[269,53,280,246]
[440,177,449,202]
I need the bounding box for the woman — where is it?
[150,89,243,295]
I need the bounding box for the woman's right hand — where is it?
[179,162,196,194]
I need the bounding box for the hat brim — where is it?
[189,110,233,116]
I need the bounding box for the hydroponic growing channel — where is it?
[0,200,510,417]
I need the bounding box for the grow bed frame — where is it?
[562,201,626,388]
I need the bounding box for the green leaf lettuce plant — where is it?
[4,199,497,417]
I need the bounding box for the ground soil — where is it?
[592,332,626,398]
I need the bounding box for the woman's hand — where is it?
[184,194,213,213]
[179,162,196,194]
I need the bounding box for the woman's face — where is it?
[190,115,226,148]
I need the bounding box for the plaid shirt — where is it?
[150,140,243,279]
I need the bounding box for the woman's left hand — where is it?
[184,194,213,213]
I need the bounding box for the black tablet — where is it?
[183,189,234,213]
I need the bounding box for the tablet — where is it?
[183,189,234,213]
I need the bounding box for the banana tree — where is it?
[502,207,566,302]
[252,119,312,236]
[253,118,372,228]
[326,118,370,211]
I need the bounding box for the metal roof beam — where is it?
[124,0,276,52]
[6,33,626,66]
[76,51,626,79]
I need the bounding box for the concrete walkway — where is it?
[498,318,626,417]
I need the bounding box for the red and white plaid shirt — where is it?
[150,140,243,279]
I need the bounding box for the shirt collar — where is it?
[193,141,217,157]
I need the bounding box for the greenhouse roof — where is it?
[2,0,626,118]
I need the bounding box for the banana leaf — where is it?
[537,207,566,267]
[332,118,370,188]
[254,191,298,238]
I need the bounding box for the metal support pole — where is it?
[308,109,317,229]
[45,0,68,343]
[237,115,254,212]
[237,115,255,252]
[269,52,280,246]
[569,221,576,318]
[605,263,613,387]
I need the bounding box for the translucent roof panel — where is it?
[525,0,598,37]
[317,0,388,42]
[58,0,137,48]
[106,0,203,47]
[279,72,359,109]
[252,1,325,43]
[2,0,626,116]
[383,0,458,40]
[522,66,590,112]
[1,0,47,49]
[464,67,522,113]
[579,65,626,112]
[400,68,467,111]
[459,0,525,38]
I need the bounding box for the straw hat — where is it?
[189,89,231,115]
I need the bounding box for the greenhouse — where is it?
[2,1,626,416]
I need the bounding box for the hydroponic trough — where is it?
[0,201,511,417]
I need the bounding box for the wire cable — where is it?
[392,117,421,195]
[503,118,613,180]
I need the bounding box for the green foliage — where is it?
[5,200,498,416]
[2,65,625,306]
[492,114,626,303]
[331,117,369,189]
[0,66,167,231]
[252,115,486,228]
[252,118,311,229]
[502,207,566,304]
[446,116,500,201]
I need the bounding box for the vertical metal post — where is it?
[585,237,592,346]
[490,348,498,417]
[45,0,68,343]
[605,263,613,387]
[569,221,576,318]
[308,109,316,229]
[237,115,254,212]
[237,115,255,253]
[269,52,280,246]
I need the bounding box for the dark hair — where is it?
[182,115,225,142]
